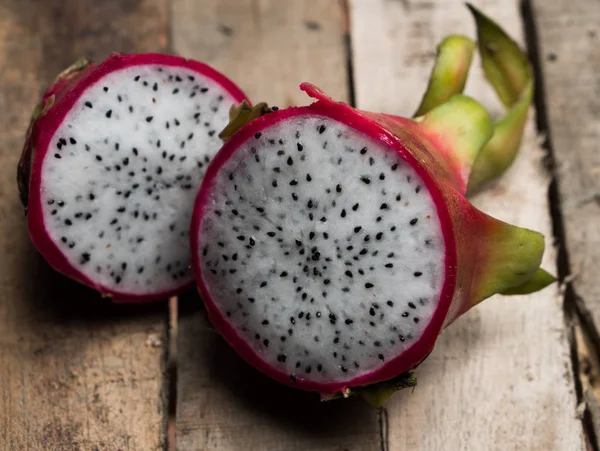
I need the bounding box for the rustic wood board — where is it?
[531,1,600,343]
[350,0,585,449]
[0,1,170,449]
[172,2,384,450]
[533,0,600,443]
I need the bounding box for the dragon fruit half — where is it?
[189,6,553,404]
[18,53,248,302]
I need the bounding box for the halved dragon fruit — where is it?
[189,7,553,403]
[18,53,248,302]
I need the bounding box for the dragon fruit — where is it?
[189,6,553,404]
[18,53,248,302]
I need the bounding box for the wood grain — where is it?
[350,0,585,449]
[0,1,170,449]
[531,0,600,349]
[172,1,381,450]
[533,0,600,443]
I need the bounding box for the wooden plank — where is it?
[533,0,600,443]
[0,1,170,449]
[350,0,585,449]
[172,1,381,450]
[532,1,600,342]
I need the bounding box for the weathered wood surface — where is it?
[172,2,383,450]
[351,0,585,449]
[533,0,600,443]
[532,0,600,350]
[0,1,169,449]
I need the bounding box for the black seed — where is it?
[341,366,348,373]
[254,132,262,139]
[318,124,326,134]
[263,339,269,347]
[80,252,90,263]
[365,283,374,289]
[280,271,288,277]
[408,302,416,309]
[391,163,399,171]
[95,155,103,161]
[380,203,389,210]
[65,219,72,226]
[287,156,293,166]
[385,263,393,268]
[345,319,354,325]
[85,101,93,108]
[376,232,383,240]
[340,209,346,218]
[410,218,418,226]
[105,110,112,118]
[336,184,342,193]
[414,272,422,277]
[54,153,62,159]
[402,312,409,318]
[414,317,420,323]
[360,176,371,184]
[277,354,287,362]
[378,354,385,361]
[145,116,154,123]
[272,179,278,187]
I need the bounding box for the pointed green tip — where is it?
[464,3,534,191]
[475,224,549,304]
[466,3,531,108]
[501,268,556,295]
[414,35,475,117]
[466,80,533,194]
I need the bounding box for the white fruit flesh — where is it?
[197,115,446,383]
[41,64,239,295]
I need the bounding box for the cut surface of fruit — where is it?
[25,54,248,302]
[193,105,457,392]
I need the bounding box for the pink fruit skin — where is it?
[20,53,249,303]
[192,83,530,395]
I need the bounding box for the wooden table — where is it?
[0,1,595,449]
